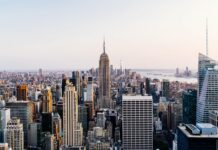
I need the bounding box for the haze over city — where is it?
[0,0,218,70]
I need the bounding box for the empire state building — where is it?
[98,40,111,108]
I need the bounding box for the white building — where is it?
[4,118,24,150]
[63,84,83,146]
[0,108,10,142]
[122,95,153,150]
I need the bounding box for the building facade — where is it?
[197,67,218,123]
[42,88,53,113]
[16,84,28,101]
[197,53,217,123]
[6,101,34,147]
[4,118,24,150]
[182,89,197,124]
[122,95,153,150]
[63,84,83,146]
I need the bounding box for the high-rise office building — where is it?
[16,84,28,101]
[122,95,153,150]
[4,118,24,150]
[182,89,197,124]
[52,112,62,146]
[197,53,217,123]
[98,41,111,108]
[41,132,56,150]
[42,88,53,113]
[0,108,10,143]
[177,123,218,150]
[198,53,216,98]
[70,71,81,101]
[62,74,67,97]
[197,67,218,123]
[6,101,34,147]
[87,77,93,102]
[28,122,41,147]
[162,79,170,100]
[42,113,53,134]
[38,68,43,77]
[167,102,173,130]
[63,84,83,146]
[145,78,151,95]
[78,105,88,136]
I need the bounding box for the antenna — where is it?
[206,17,208,56]
[103,36,105,53]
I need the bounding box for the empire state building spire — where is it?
[99,40,111,108]
[103,38,106,54]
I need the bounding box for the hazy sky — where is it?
[0,0,218,70]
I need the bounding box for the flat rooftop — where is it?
[123,95,152,101]
[197,123,216,129]
[178,126,218,138]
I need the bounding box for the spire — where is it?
[206,17,208,56]
[103,37,106,54]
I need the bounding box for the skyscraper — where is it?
[182,89,197,124]
[28,122,41,147]
[177,123,218,150]
[42,88,53,113]
[162,79,170,100]
[98,40,111,108]
[4,118,24,150]
[197,53,218,123]
[62,74,67,97]
[70,71,81,102]
[63,84,83,146]
[197,53,216,98]
[85,77,94,119]
[0,108,10,143]
[87,77,93,102]
[197,67,218,123]
[6,101,34,147]
[16,84,28,101]
[122,95,153,150]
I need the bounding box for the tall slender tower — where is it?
[98,40,111,108]
[63,84,83,146]
[196,53,218,123]
[206,18,208,56]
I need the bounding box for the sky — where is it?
[0,0,218,70]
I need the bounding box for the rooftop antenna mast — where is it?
[206,17,208,56]
[103,36,105,54]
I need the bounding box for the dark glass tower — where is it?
[182,89,197,124]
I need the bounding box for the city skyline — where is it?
[0,0,218,70]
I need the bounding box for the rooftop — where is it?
[123,95,152,101]
[178,124,218,138]
[197,123,216,129]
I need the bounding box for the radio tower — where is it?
[206,18,208,56]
